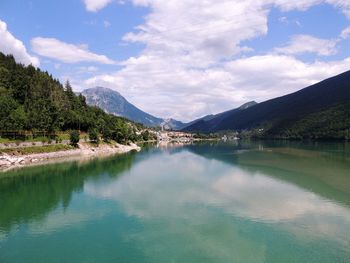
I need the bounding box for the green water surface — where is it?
[0,141,350,262]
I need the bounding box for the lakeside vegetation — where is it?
[0,144,74,155]
[0,52,147,144]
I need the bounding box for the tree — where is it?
[88,129,100,145]
[69,130,80,147]
[101,126,112,142]
[8,106,27,131]
[0,67,10,89]
[141,130,150,141]
[26,98,54,131]
[65,80,74,95]
[0,96,26,131]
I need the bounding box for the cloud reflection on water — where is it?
[84,149,350,247]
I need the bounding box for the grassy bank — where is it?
[0,144,75,155]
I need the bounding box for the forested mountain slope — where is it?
[183,71,350,139]
[183,101,257,132]
[0,52,139,141]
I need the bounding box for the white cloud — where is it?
[84,0,113,12]
[274,35,338,56]
[224,55,350,95]
[31,37,115,64]
[278,16,302,27]
[327,0,350,19]
[84,0,350,121]
[79,66,99,72]
[0,19,39,67]
[103,20,111,28]
[271,0,350,18]
[93,0,350,18]
[278,16,288,23]
[341,26,350,39]
[86,54,350,121]
[123,1,269,68]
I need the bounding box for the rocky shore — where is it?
[0,142,141,171]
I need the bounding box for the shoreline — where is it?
[0,139,218,172]
[0,142,141,171]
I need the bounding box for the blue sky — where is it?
[0,0,350,121]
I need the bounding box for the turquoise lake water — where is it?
[0,141,350,262]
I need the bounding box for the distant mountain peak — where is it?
[84,86,121,96]
[81,87,185,129]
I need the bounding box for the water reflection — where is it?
[85,150,350,237]
[1,141,350,262]
[186,141,350,206]
[84,144,350,261]
[0,152,137,233]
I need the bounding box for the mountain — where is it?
[183,71,350,139]
[81,87,186,129]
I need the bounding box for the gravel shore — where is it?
[0,142,141,171]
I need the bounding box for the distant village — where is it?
[156,130,194,142]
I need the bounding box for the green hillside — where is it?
[0,52,140,142]
[184,71,350,140]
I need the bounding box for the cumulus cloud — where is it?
[123,1,269,68]
[31,37,115,64]
[84,0,350,121]
[274,35,339,56]
[86,55,350,121]
[0,19,39,67]
[84,0,113,12]
[86,0,350,18]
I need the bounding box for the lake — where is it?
[0,141,350,262]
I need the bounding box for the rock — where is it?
[15,157,25,164]
[6,157,17,164]
[0,159,11,167]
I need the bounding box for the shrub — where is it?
[88,129,100,145]
[101,127,112,143]
[69,130,80,147]
[112,131,123,144]
[141,130,150,141]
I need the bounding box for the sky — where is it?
[0,0,350,121]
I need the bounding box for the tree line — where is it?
[0,52,147,143]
